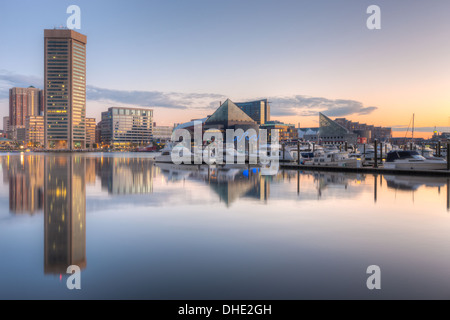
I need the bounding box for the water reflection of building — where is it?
[156,163,270,206]
[44,156,86,274]
[2,154,44,214]
[85,157,97,185]
[96,157,153,194]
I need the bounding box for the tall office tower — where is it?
[44,29,87,149]
[9,87,44,140]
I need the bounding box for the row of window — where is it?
[321,136,344,139]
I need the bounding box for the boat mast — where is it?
[412,113,415,144]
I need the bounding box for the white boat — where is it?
[384,150,448,170]
[155,143,192,163]
[304,150,361,168]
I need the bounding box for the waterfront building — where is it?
[260,120,298,142]
[334,117,392,142]
[25,116,45,147]
[235,99,270,125]
[319,113,358,145]
[99,107,153,147]
[298,128,320,142]
[204,99,259,133]
[3,117,10,137]
[152,123,173,142]
[86,118,96,148]
[44,29,87,149]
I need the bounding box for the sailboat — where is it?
[385,114,447,170]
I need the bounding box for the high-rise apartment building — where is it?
[44,29,87,149]
[9,87,44,141]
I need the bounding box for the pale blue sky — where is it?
[1,0,449,134]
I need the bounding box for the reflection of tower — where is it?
[8,155,44,214]
[44,155,86,274]
[258,176,270,201]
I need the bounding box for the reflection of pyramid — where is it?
[206,99,256,127]
[156,163,270,206]
[208,171,270,206]
[209,177,256,207]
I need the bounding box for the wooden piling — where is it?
[447,142,450,171]
[374,140,378,168]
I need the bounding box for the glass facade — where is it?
[101,107,153,146]
[25,116,45,146]
[319,113,357,145]
[235,99,271,125]
[44,30,86,149]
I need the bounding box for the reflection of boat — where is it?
[155,162,205,181]
[384,175,447,191]
[384,151,447,170]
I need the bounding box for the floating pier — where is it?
[281,163,450,177]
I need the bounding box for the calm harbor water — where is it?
[1,152,450,299]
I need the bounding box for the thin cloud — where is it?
[392,126,449,132]
[269,95,378,117]
[87,86,226,110]
[0,70,43,98]
[0,70,379,119]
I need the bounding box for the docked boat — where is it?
[155,143,189,163]
[136,143,157,152]
[155,143,218,164]
[304,150,361,168]
[384,150,447,170]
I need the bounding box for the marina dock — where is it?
[281,163,450,177]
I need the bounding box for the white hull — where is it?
[384,161,447,171]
